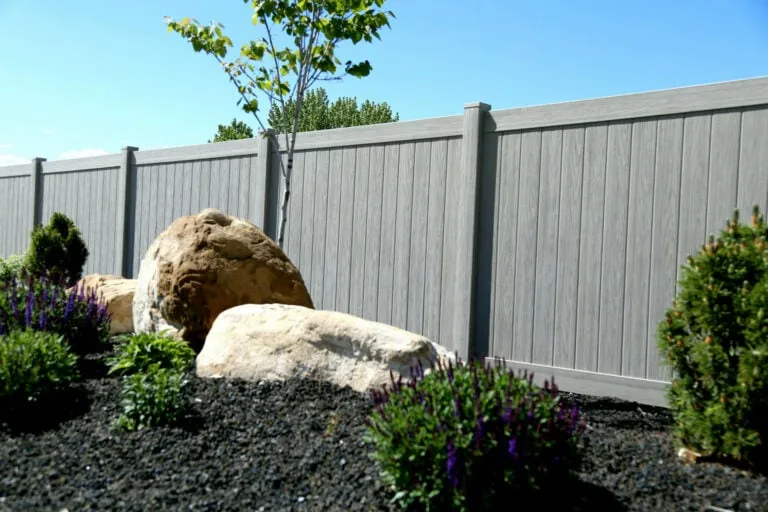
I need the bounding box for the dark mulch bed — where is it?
[1,348,766,512]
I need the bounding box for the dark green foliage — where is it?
[115,368,190,432]
[364,356,587,511]
[0,329,79,406]
[25,212,89,287]
[0,273,111,355]
[108,331,196,376]
[267,87,399,134]
[658,205,768,466]
[207,118,254,143]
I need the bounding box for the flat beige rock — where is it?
[196,303,456,394]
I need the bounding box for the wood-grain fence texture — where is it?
[2,77,767,406]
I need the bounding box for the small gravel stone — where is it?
[0,351,766,511]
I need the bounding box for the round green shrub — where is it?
[0,329,79,405]
[364,356,587,511]
[658,205,768,466]
[25,212,89,287]
[108,331,196,377]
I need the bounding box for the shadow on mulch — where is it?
[554,479,628,511]
[411,478,627,512]
[0,384,92,435]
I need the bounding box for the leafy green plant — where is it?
[165,0,394,247]
[0,273,111,355]
[108,331,196,376]
[658,205,768,467]
[364,357,587,511]
[0,254,26,281]
[25,212,89,286]
[0,329,79,406]
[115,368,190,432]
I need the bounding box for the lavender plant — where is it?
[364,356,587,511]
[0,271,111,355]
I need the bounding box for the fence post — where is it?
[257,131,279,239]
[29,157,46,232]
[116,146,138,278]
[452,102,491,361]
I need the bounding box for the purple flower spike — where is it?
[474,416,486,448]
[64,289,76,322]
[446,441,459,488]
[503,407,512,426]
[25,299,33,328]
[508,437,518,459]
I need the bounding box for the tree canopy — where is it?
[267,87,398,133]
[208,118,255,143]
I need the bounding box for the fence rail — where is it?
[3,76,768,407]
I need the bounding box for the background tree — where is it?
[166,0,394,248]
[267,87,398,133]
[208,118,254,143]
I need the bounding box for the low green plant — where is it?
[25,212,89,286]
[364,357,587,511]
[108,331,196,376]
[658,205,768,466]
[115,367,190,432]
[0,329,79,405]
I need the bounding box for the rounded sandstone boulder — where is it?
[132,208,313,350]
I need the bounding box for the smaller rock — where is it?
[197,303,456,394]
[677,447,701,463]
[72,274,137,334]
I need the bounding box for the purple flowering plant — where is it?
[364,355,588,511]
[0,269,111,355]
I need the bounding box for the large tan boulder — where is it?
[196,303,456,394]
[132,208,313,350]
[72,274,136,334]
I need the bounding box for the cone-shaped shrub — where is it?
[364,356,587,511]
[658,205,768,467]
[25,212,89,287]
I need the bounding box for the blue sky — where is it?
[1,0,767,166]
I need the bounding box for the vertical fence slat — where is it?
[392,143,415,330]
[575,125,608,373]
[622,118,658,379]
[597,122,632,376]
[532,129,563,366]
[647,118,684,381]
[512,131,542,363]
[553,126,585,369]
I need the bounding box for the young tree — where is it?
[165,1,394,248]
[208,118,255,143]
[267,87,398,133]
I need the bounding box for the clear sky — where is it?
[1,0,767,166]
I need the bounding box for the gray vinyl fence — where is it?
[2,76,768,407]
